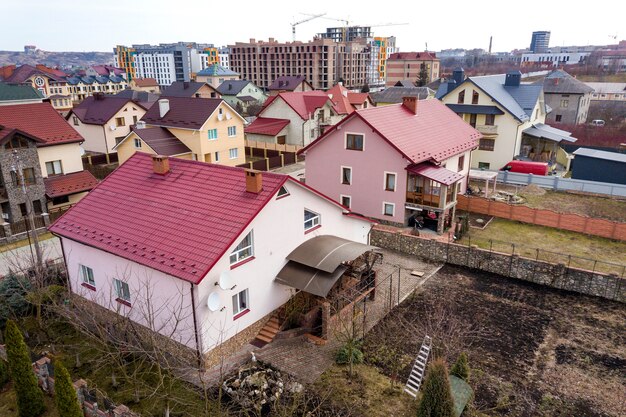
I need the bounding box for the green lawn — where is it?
[0,385,59,417]
[459,218,626,274]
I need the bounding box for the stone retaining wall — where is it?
[371,228,625,303]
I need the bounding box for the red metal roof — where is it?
[326,84,355,115]
[389,52,439,61]
[348,92,370,105]
[301,100,480,163]
[0,103,84,146]
[261,91,332,121]
[244,117,290,136]
[406,163,464,185]
[49,153,290,284]
[44,170,99,198]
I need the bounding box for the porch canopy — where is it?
[445,104,504,115]
[407,162,465,186]
[275,235,377,297]
[523,123,577,143]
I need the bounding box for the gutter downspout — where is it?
[102,125,110,154]
[189,282,203,368]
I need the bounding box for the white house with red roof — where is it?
[244,91,342,147]
[0,102,98,216]
[49,153,373,362]
[300,97,481,233]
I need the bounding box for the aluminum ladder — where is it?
[404,335,432,397]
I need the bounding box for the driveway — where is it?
[0,236,62,276]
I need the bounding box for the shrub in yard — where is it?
[335,340,364,365]
[54,362,82,417]
[450,352,470,381]
[416,358,454,417]
[0,358,9,388]
[0,274,32,328]
[4,319,46,417]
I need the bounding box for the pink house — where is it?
[49,152,374,364]
[300,97,482,233]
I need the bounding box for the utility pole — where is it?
[12,150,43,269]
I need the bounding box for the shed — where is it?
[572,148,626,185]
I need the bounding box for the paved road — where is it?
[0,236,62,276]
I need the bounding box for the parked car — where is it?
[590,119,606,127]
[500,160,549,175]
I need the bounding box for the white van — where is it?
[590,119,605,127]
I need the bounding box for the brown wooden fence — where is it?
[457,195,626,241]
[245,139,302,153]
[9,215,46,235]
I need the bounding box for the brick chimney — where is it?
[152,155,170,175]
[245,169,263,193]
[402,96,418,115]
[158,99,170,118]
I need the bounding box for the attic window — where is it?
[277,186,289,198]
[457,90,465,104]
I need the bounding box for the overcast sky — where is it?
[2,0,623,53]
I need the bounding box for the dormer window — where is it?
[277,186,289,198]
[230,231,254,265]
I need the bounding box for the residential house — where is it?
[300,97,481,233]
[370,86,434,106]
[0,103,98,215]
[129,78,161,94]
[113,89,160,109]
[216,80,267,112]
[64,75,128,102]
[161,81,220,99]
[244,91,341,146]
[49,152,373,360]
[538,70,593,125]
[268,75,314,95]
[586,82,626,101]
[326,84,373,115]
[385,52,440,87]
[572,148,626,185]
[437,69,576,171]
[67,95,148,154]
[116,97,246,166]
[85,65,126,79]
[195,65,239,89]
[0,64,72,113]
[0,83,44,106]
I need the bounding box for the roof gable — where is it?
[140,97,223,129]
[0,103,83,146]
[216,80,251,95]
[70,96,144,125]
[268,75,311,91]
[262,91,333,120]
[197,64,239,77]
[161,81,215,98]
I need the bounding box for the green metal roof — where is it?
[0,83,44,101]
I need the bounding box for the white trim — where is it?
[344,131,365,151]
[229,230,254,265]
[340,166,352,185]
[304,208,321,230]
[382,202,395,217]
[383,171,397,192]
[340,194,351,209]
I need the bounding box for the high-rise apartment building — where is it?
[530,31,551,53]
[319,26,373,42]
[114,42,222,85]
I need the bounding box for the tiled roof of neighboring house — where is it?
[91,65,125,77]
[196,64,239,76]
[389,52,438,60]
[438,74,543,122]
[301,99,481,164]
[573,147,626,163]
[126,126,192,155]
[394,80,416,87]
[35,65,68,78]
[244,117,290,136]
[0,83,44,101]
[407,162,465,186]
[0,103,83,146]
[371,86,433,104]
[161,81,213,98]
[261,91,331,120]
[326,84,355,115]
[0,126,46,144]
[216,80,250,96]
[585,82,626,94]
[348,93,370,105]
[3,64,65,83]
[426,78,446,91]
[133,78,159,87]
[70,96,146,125]
[48,152,290,284]
[268,75,309,91]
[44,170,99,198]
[539,70,594,94]
[114,89,159,109]
[47,94,71,100]
[141,97,222,129]
[238,95,257,102]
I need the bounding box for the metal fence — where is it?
[495,170,626,197]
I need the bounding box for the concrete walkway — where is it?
[0,236,62,276]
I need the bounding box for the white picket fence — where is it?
[495,170,626,197]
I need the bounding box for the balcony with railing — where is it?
[475,124,498,136]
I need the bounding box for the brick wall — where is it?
[371,228,625,303]
[457,195,626,241]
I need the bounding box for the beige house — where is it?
[0,64,73,113]
[195,65,240,89]
[115,97,245,166]
[437,70,575,171]
[66,95,148,154]
[130,78,161,93]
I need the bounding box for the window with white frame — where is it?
[229,148,238,159]
[228,126,237,137]
[341,167,352,185]
[230,231,253,264]
[134,138,142,149]
[383,202,395,216]
[80,264,95,286]
[45,160,63,176]
[113,278,130,302]
[384,172,396,191]
[232,288,249,316]
[304,209,320,230]
[341,195,351,208]
[214,151,220,162]
[208,129,218,140]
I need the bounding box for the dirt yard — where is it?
[364,265,626,417]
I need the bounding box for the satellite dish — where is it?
[218,271,233,290]
[207,292,221,312]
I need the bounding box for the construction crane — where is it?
[291,13,326,41]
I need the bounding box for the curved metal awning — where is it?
[275,263,348,297]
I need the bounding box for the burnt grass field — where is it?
[363,265,626,417]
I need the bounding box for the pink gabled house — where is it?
[301,97,482,233]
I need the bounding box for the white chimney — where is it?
[158,99,170,118]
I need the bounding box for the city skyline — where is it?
[2,0,623,53]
